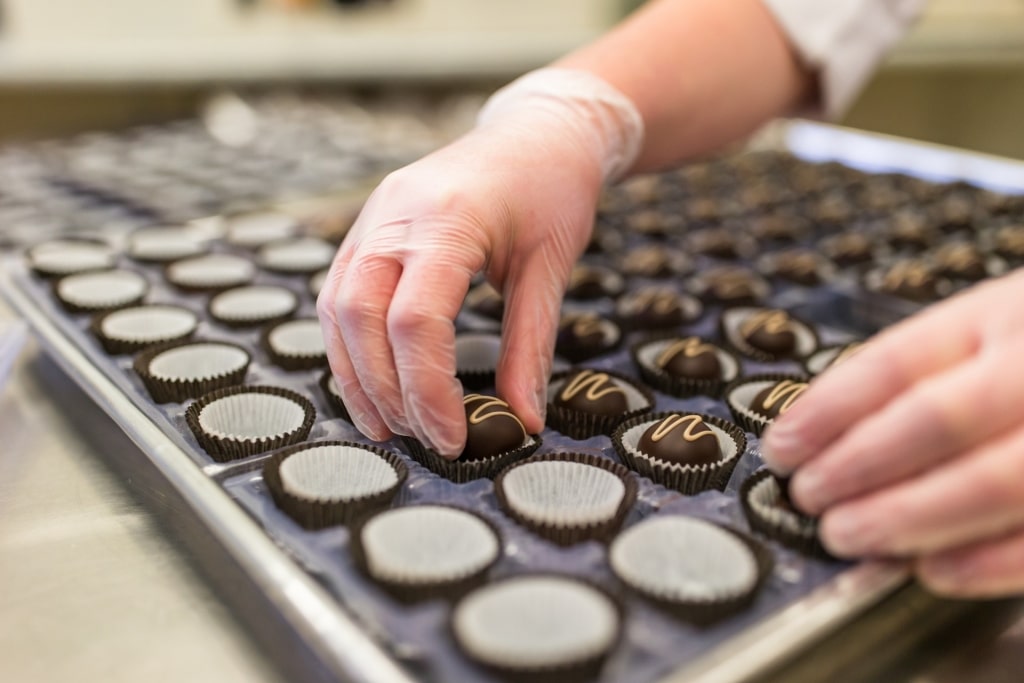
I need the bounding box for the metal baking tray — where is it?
[5,119,1023,683]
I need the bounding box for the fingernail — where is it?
[760,423,805,475]
[822,511,875,557]
[790,468,825,513]
[532,384,548,424]
[352,411,390,443]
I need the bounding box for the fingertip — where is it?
[759,422,806,475]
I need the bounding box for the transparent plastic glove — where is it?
[761,269,1024,597]
[317,69,644,457]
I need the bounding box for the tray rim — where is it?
[17,114,1024,683]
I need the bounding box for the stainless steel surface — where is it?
[0,273,416,683]
[0,324,281,682]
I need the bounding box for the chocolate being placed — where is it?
[465,283,504,321]
[655,337,721,380]
[615,287,689,329]
[932,243,987,280]
[638,414,721,467]
[739,310,796,356]
[878,260,939,302]
[751,380,808,419]
[462,394,527,462]
[554,369,629,417]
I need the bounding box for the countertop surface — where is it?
[1,302,1024,683]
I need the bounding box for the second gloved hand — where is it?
[317,69,644,457]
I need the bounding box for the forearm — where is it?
[555,0,814,172]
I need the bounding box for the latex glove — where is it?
[762,269,1024,597]
[317,69,644,457]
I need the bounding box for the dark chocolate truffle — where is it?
[886,210,934,251]
[615,287,690,329]
[566,264,617,300]
[700,267,766,305]
[751,380,808,419]
[690,228,742,259]
[932,243,987,280]
[739,310,797,356]
[748,213,805,243]
[462,394,527,462]
[626,209,679,238]
[638,414,721,467]
[878,260,939,302]
[556,312,619,361]
[994,226,1024,261]
[655,337,721,380]
[820,232,874,267]
[554,369,629,417]
[621,246,672,278]
[769,249,824,286]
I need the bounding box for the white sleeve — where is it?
[760,0,928,118]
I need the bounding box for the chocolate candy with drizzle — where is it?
[553,369,629,417]
[933,243,987,281]
[751,380,808,419]
[615,287,689,329]
[461,394,527,461]
[739,309,796,356]
[655,337,721,381]
[994,226,1024,261]
[638,414,721,467]
[879,260,938,301]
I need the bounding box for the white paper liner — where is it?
[128,227,206,261]
[308,268,329,298]
[618,418,738,475]
[29,240,115,275]
[57,270,148,309]
[547,373,649,411]
[727,380,778,426]
[198,392,307,440]
[225,212,298,247]
[100,305,198,343]
[499,460,626,528]
[268,318,326,357]
[721,307,817,358]
[210,285,298,322]
[167,254,255,289]
[279,444,400,502]
[453,576,619,669]
[257,237,336,273]
[634,339,740,383]
[610,516,759,602]
[747,475,817,538]
[148,342,250,381]
[360,506,499,584]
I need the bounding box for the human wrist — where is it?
[477,68,645,184]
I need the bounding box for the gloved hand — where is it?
[762,269,1024,597]
[317,69,644,457]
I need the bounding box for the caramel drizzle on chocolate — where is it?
[648,414,715,443]
[760,380,807,415]
[739,309,792,337]
[465,284,501,307]
[656,337,715,369]
[938,244,980,270]
[623,248,666,273]
[463,394,526,430]
[570,314,604,338]
[997,227,1024,253]
[620,288,679,316]
[559,370,627,403]
[883,261,931,289]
